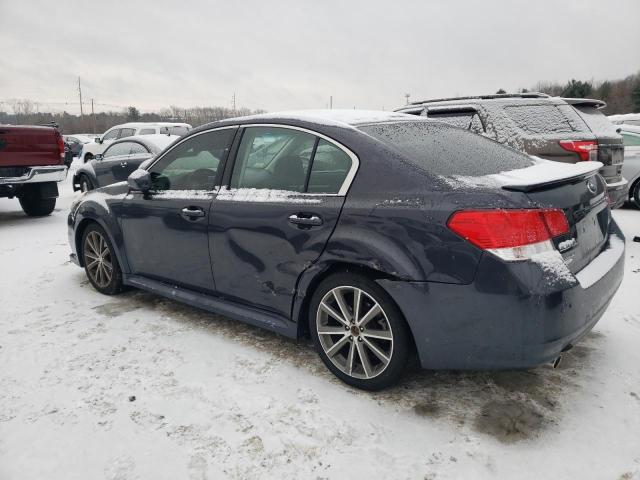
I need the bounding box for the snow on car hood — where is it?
[442,157,603,190]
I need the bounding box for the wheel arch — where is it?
[74,215,128,273]
[293,261,414,341]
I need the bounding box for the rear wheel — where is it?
[19,196,56,217]
[84,153,94,163]
[309,272,411,391]
[81,223,124,295]
[631,180,640,209]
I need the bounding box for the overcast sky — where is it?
[1,0,638,114]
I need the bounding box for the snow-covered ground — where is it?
[1,160,639,480]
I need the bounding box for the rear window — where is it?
[573,106,620,135]
[503,105,576,134]
[360,121,533,176]
[160,126,190,136]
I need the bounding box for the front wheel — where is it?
[309,272,411,391]
[19,196,56,216]
[82,223,124,295]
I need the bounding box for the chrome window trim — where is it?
[239,123,360,197]
[145,123,360,196]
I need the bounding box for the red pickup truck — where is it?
[0,125,67,216]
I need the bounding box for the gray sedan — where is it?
[620,125,640,208]
[72,134,178,192]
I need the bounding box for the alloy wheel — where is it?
[316,286,394,379]
[83,231,113,289]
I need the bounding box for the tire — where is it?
[631,180,640,210]
[79,174,93,192]
[81,223,124,295]
[84,153,94,163]
[19,196,56,217]
[309,272,411,391]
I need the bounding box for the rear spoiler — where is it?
[497,161,603,193]
[562,98,607,110]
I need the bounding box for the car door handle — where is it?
[288,214,323,226]
[181,206,206,219]
[120,161,128,167]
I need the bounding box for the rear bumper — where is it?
[0,165,67,185]
[378,221,625,370]
[605,177,628,209]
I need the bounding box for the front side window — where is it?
[104,142,135,158]
[231,127,316,192]
[149,128,235,191]
[102,129,120,141]
[119,128,136,139]
[622,133,640,147]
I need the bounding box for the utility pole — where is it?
[91,99,96,134]
[404,93,410,105]
[329,96,333,109]
[78,77,84,119]
[232,93,236,113]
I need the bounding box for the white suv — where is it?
[80,122,191,162]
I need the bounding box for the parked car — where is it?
[72,134,179,192]
[620,124,640,208]
[396,93,628,208]
[609,113,640,127]
[68,111,624,390]
[0,124,67,216]
[79,122,191,163]
[63,134,94,157]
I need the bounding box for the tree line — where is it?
[0,101,266,135]
[497,70,640,114]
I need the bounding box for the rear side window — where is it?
[129,143,149,154]
[360,121,533,176]
[622,133,640,146]
[503,105,575,134]
[138,128,156,135]
[307,140,352,194]
[573,106,620,135]
[231,127,316,192]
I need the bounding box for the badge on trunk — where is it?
[586,177,597,194]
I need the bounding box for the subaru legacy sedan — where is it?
[68,111,625,390]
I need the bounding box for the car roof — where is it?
[396,94,606,111]
[199,110,422,131]
[108,134,180,153]
[111,122,192,129]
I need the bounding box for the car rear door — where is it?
[120,127,237,293]
[208,125,357,319]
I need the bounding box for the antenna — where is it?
[232,93,236,112]
[404,93,410,105]
[78,77,84,119]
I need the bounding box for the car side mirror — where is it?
[94,154,104,161]
[127,169,151,192]
[95,137,102,144]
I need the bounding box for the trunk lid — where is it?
[506,165,610,274]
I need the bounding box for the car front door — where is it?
[120,127,237,292]
[209,125,357,319]
[94,142,134,187]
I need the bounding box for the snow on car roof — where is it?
[231,110,420,127]
[116,134,179,152]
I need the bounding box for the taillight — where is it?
[447,209,569,261]
[559,140,598,161]
[56,132,65,160]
